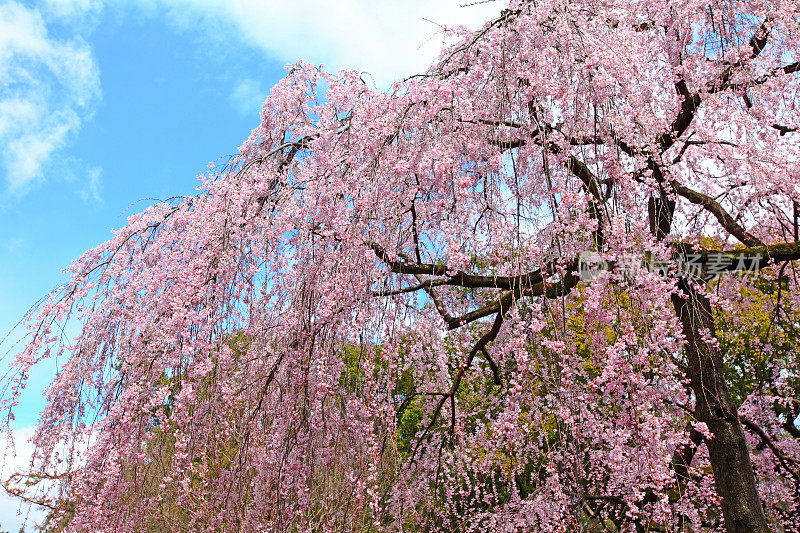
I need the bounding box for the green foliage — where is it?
[714,271,800,433]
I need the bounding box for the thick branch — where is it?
[369,242,570,290]
[567,156,603,201]
[670,181,764,247]
[443,266,579,329]
[657,81,701,152]
[674,241,800,271]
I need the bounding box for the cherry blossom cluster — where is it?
[3,0,800,531]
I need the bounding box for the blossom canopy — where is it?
[4,1,800,531]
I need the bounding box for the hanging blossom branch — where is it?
[2,2,800,532]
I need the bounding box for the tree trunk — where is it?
[671,279,769,532]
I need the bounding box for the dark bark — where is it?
[645,187,769,531]
[671,280,769,532]
[648,196,675,241]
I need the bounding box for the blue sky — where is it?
[0,0,501,528]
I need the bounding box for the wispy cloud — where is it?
[229,78,267,116]
[79,165,103,204]
[124,0,504,86]
[0,1,101,193]
[0,0,500,194]
[42,0,102,20]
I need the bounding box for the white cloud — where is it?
[79,165,103,204]
[0,0,502,193]
[126,0,505,86]
[0,427,48,532]
[42,0,102,19]
[0,425,97,531]
[0,1,100,193]
[229,78,267,116]
[4,236,25,254]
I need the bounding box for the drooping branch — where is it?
[443,269,579,330]
[657,16,782,155]
[740,416,800,483]
[713,61,800,93]
[383,251,582,456]
[670,181,764,247]
[369,278,451,297]
[410,307,510,458]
